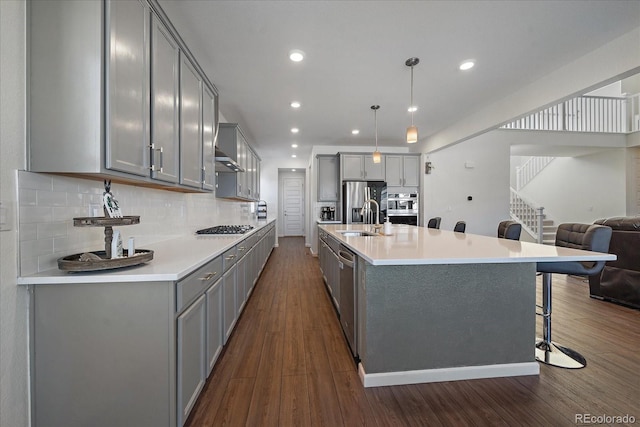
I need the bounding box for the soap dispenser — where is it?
[384,218,393,235]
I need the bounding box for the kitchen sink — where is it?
[337,230,379,237]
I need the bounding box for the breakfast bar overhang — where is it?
[318,224,616,388]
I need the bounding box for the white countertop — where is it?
[319,223,616,266]
[316,219,342,224]
[18,218,276,285]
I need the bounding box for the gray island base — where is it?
[357,262,539,387]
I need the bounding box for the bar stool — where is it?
[453,221,466,233]
[535,223,612,368]
[427,217,441,229]
[497,220,521,240]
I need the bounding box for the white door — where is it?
[283,176,304,236]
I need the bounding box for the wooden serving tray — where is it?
[58,249,153,272]
[73,216,140,227]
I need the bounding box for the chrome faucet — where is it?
[361,199,383,233]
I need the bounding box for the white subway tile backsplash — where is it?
[20,256,38,277]
[18,171,247,275]
[37,222,67,239]
[20,206,52,224]
[20,227,37,242]
[20,238,53,259]
[37,191,68,207]
[51,176,80,193]
[19,188,37,206]
[19,171,52,191]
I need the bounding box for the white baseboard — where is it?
[358,361,539,388]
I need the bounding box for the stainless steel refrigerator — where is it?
[342,181,386,224]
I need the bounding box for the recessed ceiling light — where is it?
[290,101,301,108]
[408,106,418,113]
[351,129,360,135]
[289,50,305,62]
[291,128,299,134]
[459,60,475,71]
[291,154,297,158]
[291,144,298,148]
[292,169,296,172]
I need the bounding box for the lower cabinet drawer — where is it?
[177,256,223,313]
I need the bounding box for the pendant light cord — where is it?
[371,104,380,151]
[410,65,414,126]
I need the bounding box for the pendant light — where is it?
[371,105,381,163]
[405,57,419,144]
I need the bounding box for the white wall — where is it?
[417,27,640,155]
[0,1,29,426]
[519,149,627,224]
[423,132,511,237]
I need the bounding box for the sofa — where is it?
[589,216,640,309]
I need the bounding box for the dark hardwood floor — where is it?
[185,236,640,426]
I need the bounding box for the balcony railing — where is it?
[502,94,639,133]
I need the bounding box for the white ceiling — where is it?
[158,0,640,161]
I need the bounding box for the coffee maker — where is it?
[321,206,335,221]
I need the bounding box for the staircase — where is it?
[541,219,557,245]
[509,188,557,244]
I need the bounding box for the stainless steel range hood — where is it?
[215,147,244,172]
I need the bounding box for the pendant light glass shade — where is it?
[372,150,382,163]
[405,57,419,144]
[406,125,418,144]
[371,105,381,163]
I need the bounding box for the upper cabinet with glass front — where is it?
[28,0,219,193]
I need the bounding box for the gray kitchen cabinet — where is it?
[30,281,175,427]
[29,0,150,177]
[222,266,237,343]
[202,85,219,191]
[318,227,341,311]
[205,278,223,376]
[385,154,420,188]
[105,0,151,176]
[222,245,239,343]
[180,55,203,188]
[246,246,257,298]
[402,155,420,187]
[236,244,248,313]
[317,155,339,201]
[341,154,364,180]
[27,220,277,427]
[177,294,206,427]
[363,155,386,180]
[28,0,219,193]
[151,13,180,183]
[216,123,261,201]
[340,154,385,181]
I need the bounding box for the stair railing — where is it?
[510,187,545,243]
[502,95,630,133]
[629,93,640,133]
[515,156,555,191]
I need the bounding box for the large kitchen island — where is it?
[317,223,615,388]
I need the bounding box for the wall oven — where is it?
[386,193,418,226]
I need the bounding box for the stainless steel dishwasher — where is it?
[338,245,357,358]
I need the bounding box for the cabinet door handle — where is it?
[199,272,218,281]
[149,144,163,172]
[225,254,236,260]
[238,246,246,251]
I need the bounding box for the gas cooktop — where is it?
[196,225,254,235]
